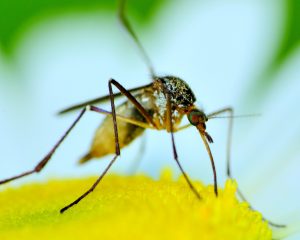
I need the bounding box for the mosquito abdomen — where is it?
[79,98,147,164]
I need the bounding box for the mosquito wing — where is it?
[58,83,152,115]
[79,93,152,163]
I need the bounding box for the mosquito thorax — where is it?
[153,76,196,111]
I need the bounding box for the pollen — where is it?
[0,173,272,240]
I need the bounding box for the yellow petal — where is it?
[0,174,272,240]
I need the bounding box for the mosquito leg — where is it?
[172,117,218,196]
[165,92,202,200]
[173,123,192,132]
[60,154,118,213]
[118,0,156,78]
[109,79,158,129]
[207,107,286,228]
[60,80,122,213]
[0,108,88,185]
[170,130,202,200]
[0,104,126,186]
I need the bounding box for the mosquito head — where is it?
[187,108,208,129]
[187,108,214,143]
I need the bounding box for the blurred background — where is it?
[0,0,299,238]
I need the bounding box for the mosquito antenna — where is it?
[118,0,156,78]
[208,113,261,120]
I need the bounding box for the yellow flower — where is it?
[0,173,272,240]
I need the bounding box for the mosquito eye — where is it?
[188,109,207,126]
[188,111,200,126]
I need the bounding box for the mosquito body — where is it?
[79,76,206,163]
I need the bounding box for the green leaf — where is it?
[273,1,300,67]
[245,0,300,106]
[0,0,167,57]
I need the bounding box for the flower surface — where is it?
[0,174,272,240]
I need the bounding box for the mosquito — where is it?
[0,0,285,227]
